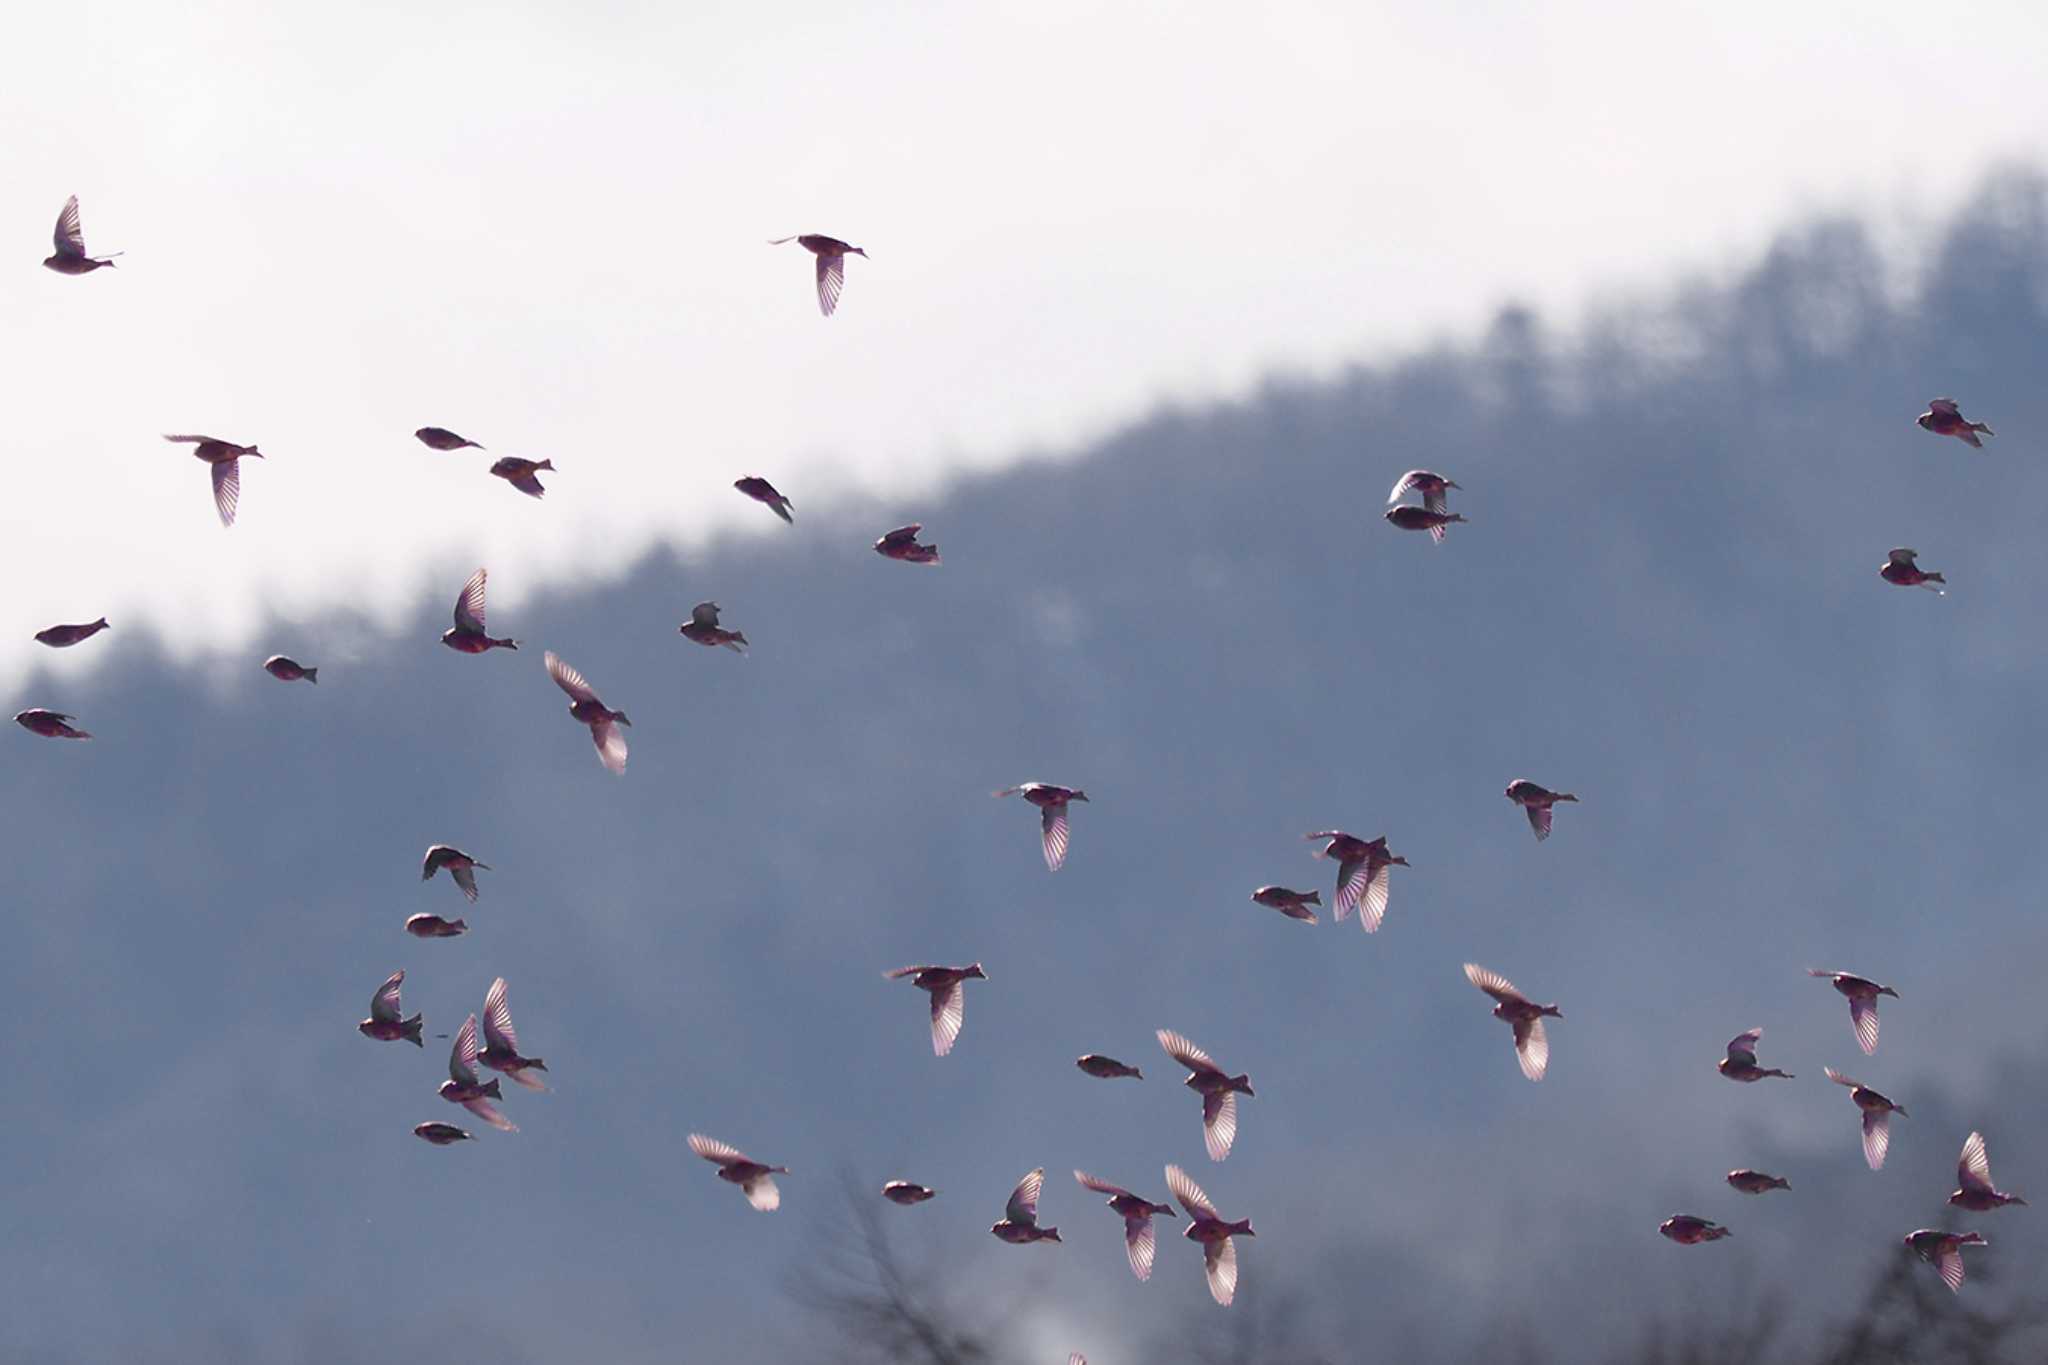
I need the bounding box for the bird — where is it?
[1718,1028,1794,1083]
[1384,505,1468,539]
[1304,831,1408,932]
[1949,1131,2027,1211]
[1727,1170,1791,1195]
[14,709,90,740]
[734,476,793,523]
[43,196,119,274]
[33,618,108,648]
[438,1014,516,1132]
[163,435,262,528]
[1386,470,1462,542]
[679,602,748,653]
[1916,398,1993,448]
[479,977,549,1091]
[1904,1229,1987,1293]
[1879,547,1945,594]
[769,234,868,316]
[421,845,489,902]
[1166,1163,1253,1306]
[1825,1068,1907,1170]
[405,913,468,938]
[995,783,1089,871]
[1464,963,1562,1081]
[1074,1171,1177,1281]
[412,1122,473,1146]
[1659,1215,1731,1245]
[1249,886,1321,922]
[357,970,424,1047]
[882,963,987,1057]
[441,568,518,653]
[415,427,483,451]
[1503,780,1578,842]
[874,524,940,565]
[1157,1028,1254,1161]
[263,655,317,684]
[688,1134,788,1212]
[989,1167,1061,1245]
[489,456,553,499]
[544,651,630,775]
[1808,970,1898,1055]
[881,1181,937,1206]
[1076,1054,1143,1080]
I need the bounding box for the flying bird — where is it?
[1904,1230,1987,1293]
[489,456,553,499]
[44,196,119,274]
[357,970,424,1047]
[734,476,793,523]
[421,845,489,902]
[882,963,987,1056]
[1464,963,1562,1081]
[415,427,483,451]
[1249,886,1320,922]
[1826,1068,1907,1170]
[1718,1028,1794,1083]
[1304,831,1407,932]
[479,977,549,1091]
[412,1122,473,1146]
[263,655,317,684]
[544,651,630,775]
[439,1014,516,1132]
[441,568,518,653]
[874,524,940,565]
[990,1167,1061,1245]
[1727,1170,1791,1195]
[881,1181,937,1206]
[1384,505,1468,539]
[995,783,1089,871]
[1659,1215,1731,1245]
[163,435,262,527]
[14,709,89,740]
[688,1133,787,1212]
[1504,780,1578,842]
[1880,547,1945,594]
[1808,970,1897,1055]
[1386,470,1462,541]
[1950,1131,2027,1211]
[1076,1054,1143,1080]
[769,234,868,316]
[34,618,108,648]
[679,601,748,653]
[1166,1164,1253,1306]
[1157,1028,1253,1161]
[405,913,467,938]
[1916,398,1993,448]
[1074,1171,1176,1281]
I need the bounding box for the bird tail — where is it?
[1229,1074,1254,1096]
[69,729,93,740]
[731,632,750,650]
[1558,793,1579,803]
[529,1058,549,1072]
[95,617,110,629]
[1973,422,1994,436]
[1303,890,1323,905]
[1926,572,1946,584]
[1041,1228,1061,1242]
[1542,1006,1564,1019]
[775,503,794,524]
[483,1078,503,1099]
[303,668,318,685]
[536,459,555,471]
[403,1014,424,1047]
[449,918,468,932]
[1961,1232,1988,1246]
[1228,1218,1255,1237]
[1772,1177,1791,1190]
[496,638,521,650]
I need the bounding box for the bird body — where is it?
[1808,970,1897,1055]
[264,655,317,684]
[1465,963,1561,1081]
[358,970,424,1046]
[1826,1067,1906,1170]
[1660,1215,1731,1245]
[421,845,489,902]
[996,783,1088,871]
[884,963,987,1056]
[679,601,748,653]
[1917,398,1993,448]
[1504,780,1578,842]
[478,977,548,1090]
[489,457,553,499]
[874,524,940,564]
[34,618,109,648]
[412,1122,473,1145]
[1904,1229,1987,1293]
[1074,1171,1176,1280]
[689,1133,787,1211]
[1718,1028,1794,1082]
[1250,886,1321,922]
[15,709,90,739]
[439,1014,516,1131]
[990,1167,1060,1244]
[1950,1131,2026,1211]
[881,1181,936,1205]
[733,476,794,522]
[1166,1164,1252,1305]
[405,913,467,938]
[1727,1170,1790,1194]
[1076,1054,1142,1080]
[1384,505,1468,539]
[1880,547,1945,593]
[415,427,483,451]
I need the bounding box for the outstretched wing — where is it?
[1041,802,1070,871]
[462,1096,518,1132]
[1359,862,1391,932]
[545,651,597,702]
[1862,1110,1891,1171]
[741,1174,782,1212]
[1959,1131,1994,1193]
[1526,804,1552,841]
[592,717,629,775]
[1936,1244,1966,1294]
[1165,1163,1217,1220]
[816,252,844,316]
[689,1133,746,1167]
[1157,1028,1220,1076]
[1073,1170,1132,1199]
[369,970,405,1023]
[1202,1089,1239,1160]
[482,977,520,1053]
[1849,995,1880,1055]
[1124,1213,1157,1281]
[1005,1167,1044,1224]
[931,980,965,1056]
[1725,1029,1761,1065]
[454,568,488,632]
[1464,962,1527,1005]
[1513,1015,1550,1081]
[54,195,84,257]
[1205,1235,1239,1306]
[211,458,241,528]
[449,1014,481,1085]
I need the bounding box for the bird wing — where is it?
[1862,1110,1890,1171]
[1514,1015,1550,1081]
[592,717,629,775]
[1887,548,1917,567]
[930,980,965,1056]
[816,252,844,317]
[211,458,241,528]
[482,977,520,1054]
[1464,963,1527,1005]
[1359,862,1391,932]
[690,601,719,627]
[451,865,480,902]
[1005,1168,1044,1224]
[1041,802,1070,871]
[1928,398,1960,418]
[545,652,596,702]
[1202,1089,1239,1160]
[1073,1170,1132,1198]
[1423,483,1447,516]
[1959,1131,1994,1192]
[1124,1213,1157,1281]
[449,1014,481,1085]
[1936,1244,1966,1293]
[461,1096,518,1132]
[1165,1163,1218,1220]
[454,567,488,632]
[1527,804,1552,841]
[689,1133,746,1167]
[742,1174,782,1212]
[369,970,405,1024]
[161,434,213,445]
[53,195,84,257]
[509,472,545,498]
[881,965,931,980]
[1824,1066,1860,1089]
[1205,1235,1239,1306]
[1849,995,1880,1055]
[1725,1029,1761,1065]
[1331,856,1370,922]
[1157,1028,1219,1076]
[1387,470,1421,504]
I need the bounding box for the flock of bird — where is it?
[22,193,2021,1356]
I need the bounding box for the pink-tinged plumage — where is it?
[1075,1170,1176,1281]
[995,783,1089,871]
[405,913,467,938]
[881,1180,937,1205]
[1904,1229,1987,1293]
[1250,886,1321,923]
[480,976,549,1091]
[1304,831,1407,932]
[358,969,424,1047]
[1387,469,1461,515]
[1808,970,1898,1055]
[1464,963,1562,1081]
[412,1121,473,1145]
[1157,1028,1254,1161]
[415,426,483,451]
[263,655,317,685]
[1727,1169,1791,1194]
[733,476,794,523]
[544,651,631,775]
[1659,1215,1731,1245]
[489,456,553,499]
[769,234,868,316]
[439,1014,517,1132]
[15,709,90,740]
[44,196,120,274]
[689,1132,788,1212]
[34,618,109,648]
[1950,1131,2027,1211]
[1826,1067,1906,1170]
[1718,1027,1794,1082]
[442,568,518,653]
[421,844,489,902]
[990,1167,1061,1245]
[164,434,262,527]
[1071,1356,1087,1365]
[1504,780,1578,842]
[1076,1054,1143,1080]
[679,601,749,654]
[874,524,940,565]
[1916,397,1993,449]
[883,962,987,1056]
[1166,1164,1253,1306]
[1879,547,1945,594]
[1384,504,1468,541]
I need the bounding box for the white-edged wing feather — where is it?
[1205,1235,1239,1306]
[1006,1167,1044,1225]
[1202,1089,1239,1160]
[931,980,965,1056]
[211,458,240,527]
[369,971,405,1023]
[1042,803,1070,871]
[449,1014,481,1085]
[455,568,488,632]
[482,977,519,1053]
[1165,1164,1217,1220]
[1157,1029,1220,1076]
